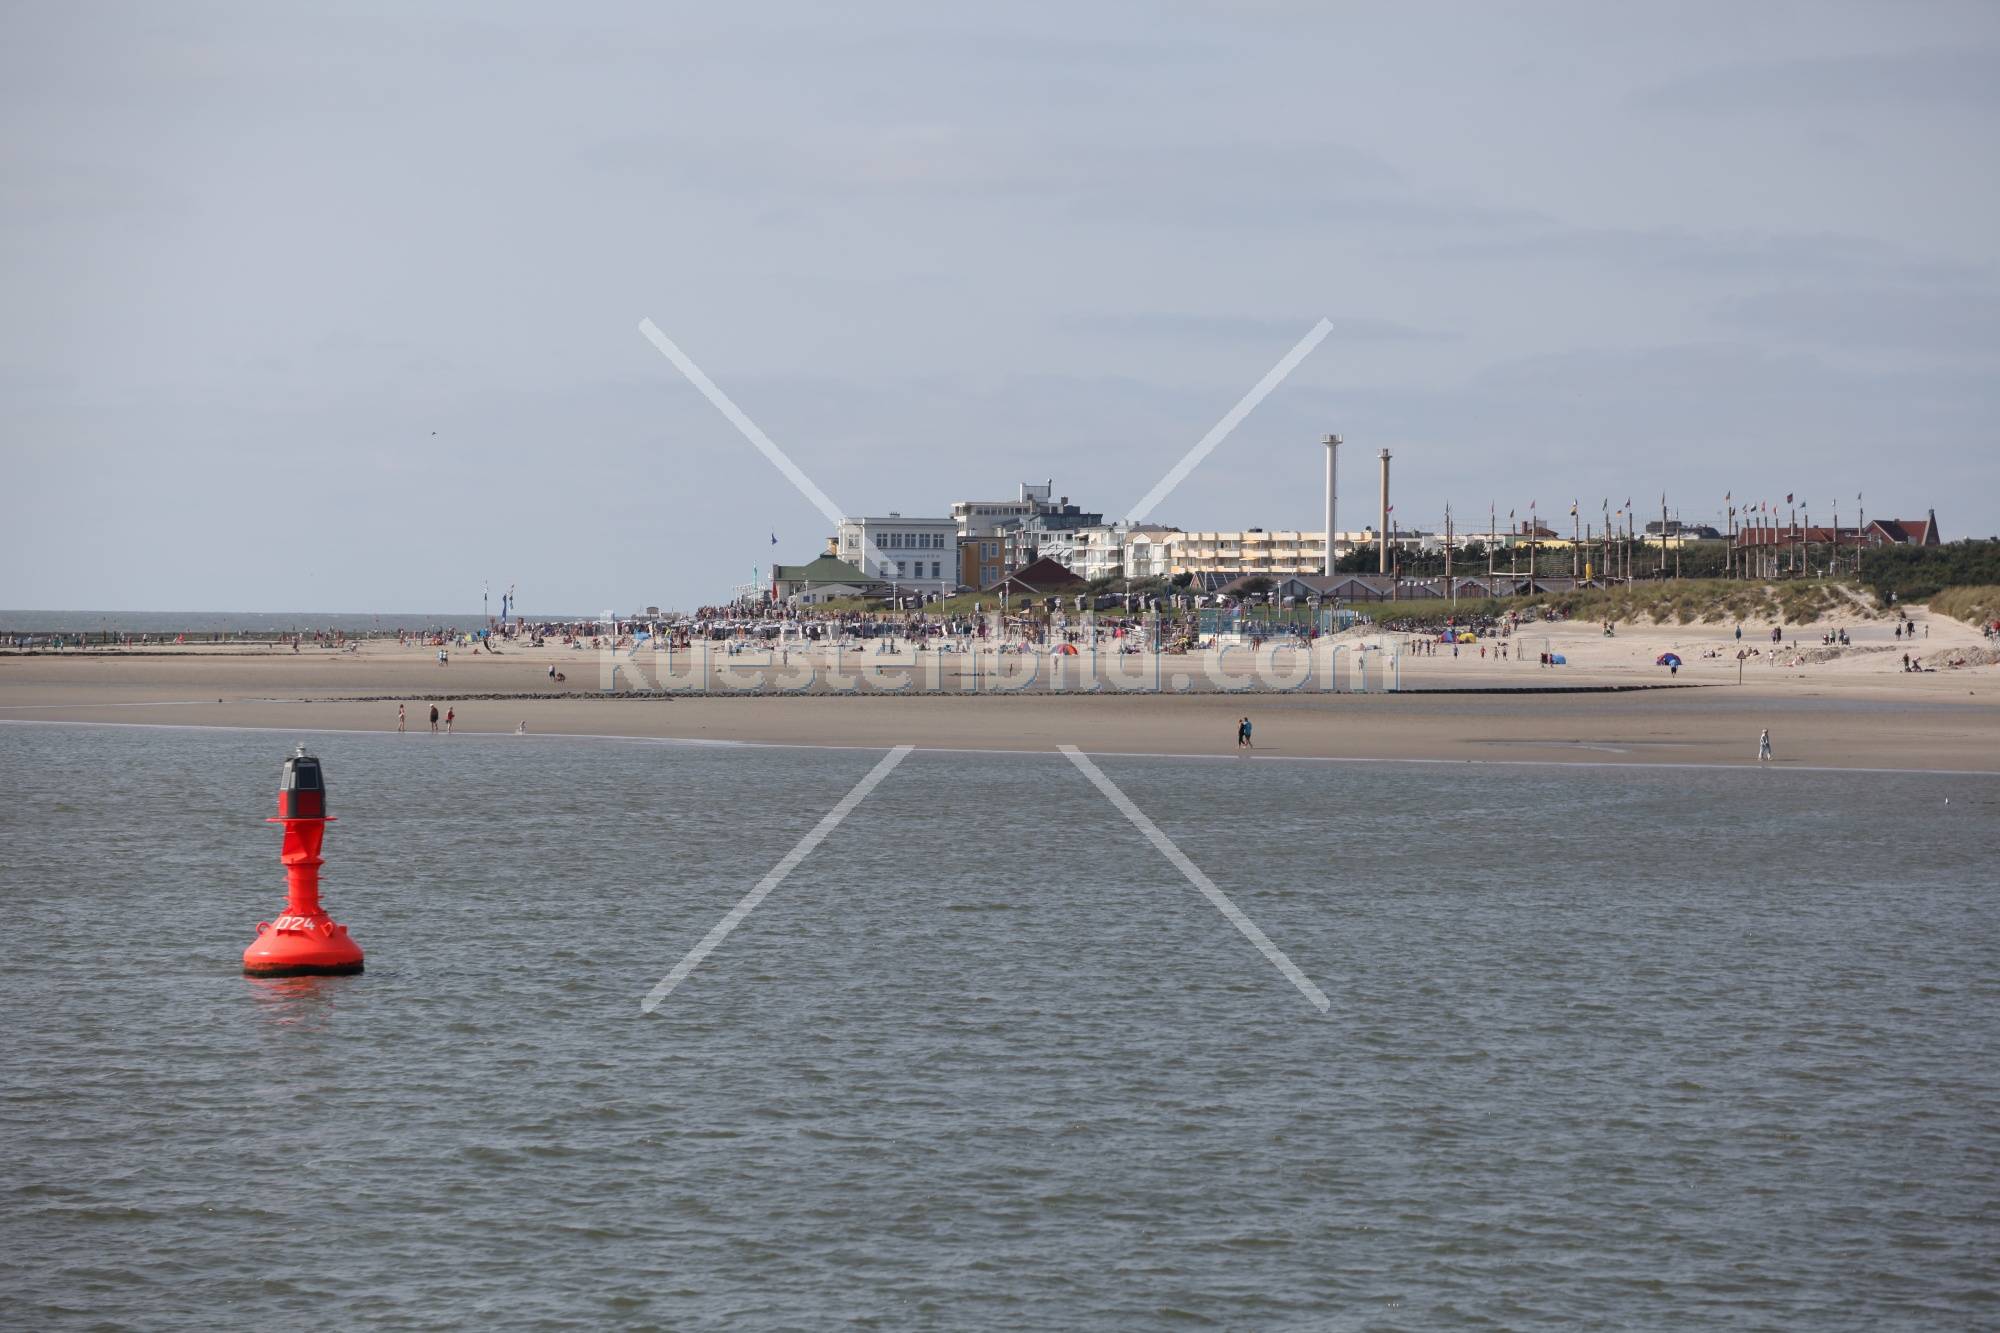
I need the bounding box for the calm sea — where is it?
[2,724,1995,1329]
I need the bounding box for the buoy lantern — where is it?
[243,744,364,976]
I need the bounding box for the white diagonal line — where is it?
[640,745,913,1012]
[1060,744,1329,1013]
[639,318,845,528]
[1123,317,1334,525]
[639,318,902,582]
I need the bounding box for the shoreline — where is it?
[5,604,1994,773]
[8,716,1998,778]
[3,690,1995,774]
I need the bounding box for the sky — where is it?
[3,0,1996,615]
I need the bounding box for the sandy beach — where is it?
[5,606,1995,772]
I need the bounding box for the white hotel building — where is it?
[1071,524,1182,582]
[837,514,958,600]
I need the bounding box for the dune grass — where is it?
[1927,585,2000,627]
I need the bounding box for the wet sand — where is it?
[3,633,1995,772]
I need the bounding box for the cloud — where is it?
[578,128,1533,236]
[1634,46,2000,114]
[1059,312,1452,343]
[1418,223,1987,284]
[1715,284,2000,354]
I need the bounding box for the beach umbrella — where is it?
[1656,652,1682,666]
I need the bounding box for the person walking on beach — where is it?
[1237,716,1252,749]
[429,704,440,733]
[1758,728,1773,762]
[397,703,405,733]
[445,706,455,735]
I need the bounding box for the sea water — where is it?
[1,724,1994,1328]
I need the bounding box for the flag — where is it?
[1786,493,1793,504]
[1569,501,1577,515]
[770,532,778,545]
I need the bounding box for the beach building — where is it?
[959,534,1007,591]
[770,555,880,605]
[1733,509,1938,553]
[1166,529,1387,579]
[1068,523,1182,582]
[1220,572,1598,603]
[1732,510,1942,565]
[985,556,1086,597]
[952,481,1054,539]
[1002,499,1106,573]
[1865,512,1942,546]
[837,514,959,600]
[1170,530,1326,579]
[950,481,1109,583]
[1121,526,1179,579]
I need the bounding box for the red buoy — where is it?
[243,744,364,977]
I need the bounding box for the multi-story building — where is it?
[1002,499,1104,573]
[1068,524,1182,582]
[1070,526,1127,582]
[959,533,1007,591]
[1121,526,1179,580]
[836,514,959,599]
[950,482,1109,583]
[951,482,1054,539]
[1163,529,1399,578]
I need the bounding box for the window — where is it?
[931,561,941,578]
[896,562,906,577]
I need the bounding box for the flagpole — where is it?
[1658,492,1667,578]
[1445,503,1454,604]
[1856,492,1865,575]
